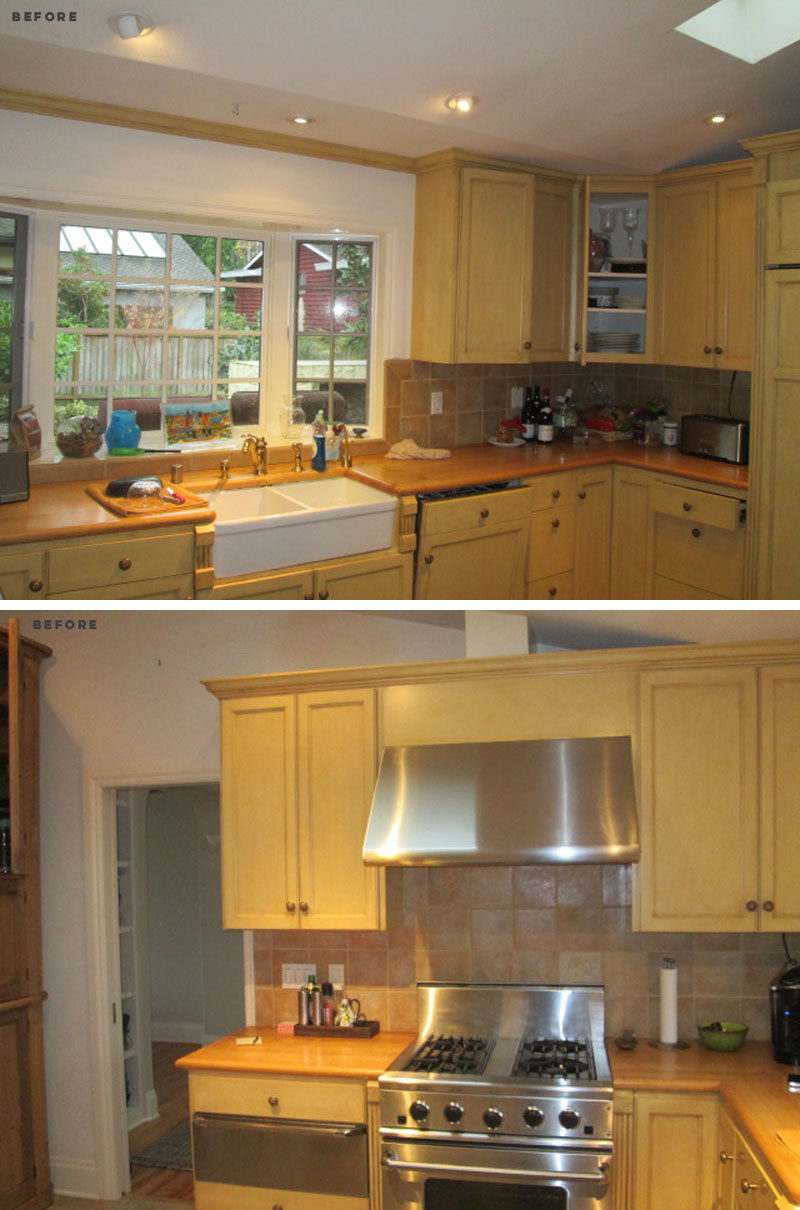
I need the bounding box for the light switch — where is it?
[281,963,317,988]
[328,963,345,988]
[430,391,443,415]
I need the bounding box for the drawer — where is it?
[651,574,727,600]
[48,573,195,600]
[527,504,576,579]
[650,481,743,532]
[526,570,574,600]
[419,486,533,536]
[189,1071,366,1123]
[195,1179,367,1210]
[47,530,194,593]
[527,473,576,512]
[652,514,745,598]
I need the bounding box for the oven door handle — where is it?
[381,1152,609,1183]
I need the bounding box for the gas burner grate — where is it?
[512,1037,595,1081]
[403,1033,493,1075]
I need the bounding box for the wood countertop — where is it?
[611,1040,800,1203]
[175,1027,416,1081]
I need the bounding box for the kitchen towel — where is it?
[385,438,452,460]
[659,957,679,1045]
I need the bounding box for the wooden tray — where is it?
[86,481,210,517]
[294,1020,380,1038]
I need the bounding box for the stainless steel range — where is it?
[379,983,613,1210]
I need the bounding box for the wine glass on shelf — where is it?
[622,205,640,256]
[599,207,617,256]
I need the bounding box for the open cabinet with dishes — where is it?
[582,179,652,363]
[0,620,52,1210]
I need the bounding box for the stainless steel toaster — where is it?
[680,414,749,465]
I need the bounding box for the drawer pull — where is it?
[551,518,560,530]
[318,590,330,599]
[763,900,775,912]
[691,527,701,538]
[548,586,558,597]
[715,346,723,355]
[299,901,309,913]
[424,554,434,564]
[551,489,560,500]
[746,900,758,912]
[28,578,43,593]
[720,1151,735,1164]
[118,557,132,571]
[286,902,296,913]
[303,593,314,599]
[741,1179,767,1194]
[268,1095,280,1108]
[480,508,490,519]
[704,345,712,354]
[578,491,586,500]
[682,501,692,512]
[523,341,532,350]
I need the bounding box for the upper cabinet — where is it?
[411,154,575,363]
[580,180,652,364]
[654,164,755,370]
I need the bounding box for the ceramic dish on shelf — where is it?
[488,436,525,447]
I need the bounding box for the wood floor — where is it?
[128,1041,196,1203]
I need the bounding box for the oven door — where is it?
[381,1137,612,1210]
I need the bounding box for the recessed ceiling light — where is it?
[445,94,477,114]
[109,11,153,38]
[289,115,315,126]
[705,111,730,124]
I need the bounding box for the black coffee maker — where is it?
[770,963,800,1064]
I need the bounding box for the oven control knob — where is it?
[444,1102,464,1124]
[559,1108,581,1130]
[524,1107,545,1128]
[483,1107,504,1130]
[409,1100,430,1123]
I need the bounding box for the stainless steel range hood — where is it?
[362,736,639,866]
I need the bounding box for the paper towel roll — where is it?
[659,958,678,1045]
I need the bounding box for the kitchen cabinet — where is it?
[610,465,652,599]
[654,164,754,370]
[198,549,413,600]
[573,466,613,598]
[0,620,52,1210]
[632,1093,718,1210]
[213,687,384,930]
[717,1105,741,1210]
[525,473,576,598]
[0,548,45,599]
[649,479,746,599]
[717,1106,785,1210]
[636,661,800,931]
[580,180,652,364]
[415,485,532,599]
[411,153,575,363]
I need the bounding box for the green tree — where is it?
[57,248,109,327]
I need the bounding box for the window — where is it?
[293,239,373,427]
[0,212,29,445]
[54,225,266,435]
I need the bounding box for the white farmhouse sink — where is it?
[201,477,397,579]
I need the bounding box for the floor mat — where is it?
[130,1121,191,1172]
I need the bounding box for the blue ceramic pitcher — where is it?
[105,409,141,452]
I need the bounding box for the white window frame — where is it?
[23,208,387,455]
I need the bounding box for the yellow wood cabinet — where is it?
[190,1070,368,1210]
[415,485,532,599]
[636,662,800,932]
[0,547,45,599]
[717,1105,742,1210]
[217,688,384,930]
[573,466,613,599]
[610,465,652,599]
[411,155,575,363]
[766,178,800,264]
[632,1093,718,1210]
[655,165,754,369]
[199,550,413,601]
[525,472,576,597]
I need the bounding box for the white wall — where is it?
[0,607,464,1198]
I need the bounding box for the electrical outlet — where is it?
[430,390,443,415]
[510,386,524,411]
[328,963,345,988]
[281,963,317,988]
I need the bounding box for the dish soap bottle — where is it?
[311,410,327,472]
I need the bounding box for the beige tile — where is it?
[401,379,432,417]
[512,951,559,982]
[455,379,484,412]
[468,866,513,907]
[513,867,557,907]
[455,411,484,445]
[558,950,603,983]
[602,865,632,908]
[429,867,474,906]
[558,866,604,907]
[388,988,419,1032]
[428,905,471,949]
[604,951,649,998]
[471,949,514,980]
[469,908,514,950]
[513,908,559,948]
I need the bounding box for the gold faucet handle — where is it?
[219,457,230,480]
[292,442,303,472]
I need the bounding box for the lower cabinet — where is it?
[525,467,613,599]
[415,485,533,599]
[632,1092,718,1210]
[0,548,46,599]
[198,550,413,600]
[718,1106,785,1210]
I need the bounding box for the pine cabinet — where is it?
[0,621,52,1210]
[654,165,754,370]
[632,1093,718,1210]
[411,154,575,363]
[199,550,413,601]
[415,485,532,599]
[573,466,613,598]
[717,1106,784,1210]
[0,549,45,600]
[636,662,800,931]
[214,687,384,930]
[525,473,577,598]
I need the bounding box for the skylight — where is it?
[675,0,800,64]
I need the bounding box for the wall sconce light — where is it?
[109,11,154,39]
[445,94,477,114]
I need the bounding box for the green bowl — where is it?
[697,1021,748,1052]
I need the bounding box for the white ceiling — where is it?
[4,0,800,173]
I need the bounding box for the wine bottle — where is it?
[537,389,554,444]
[521,388,536,442]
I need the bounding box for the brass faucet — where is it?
[292,442,304,473]
[219,457,230,482]
[242,433,268,475]
[334,423,352,468]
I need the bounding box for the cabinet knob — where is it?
[28,578,43,593]
[574,342,582,352]
[746,900,758,912]
[578,490,586,500]
[286,901,297,913]
[763,900,775,912]
[548,586,558,597]
[318,590,329,599]
[551,518,560,529]
[552,489,560,500]
[523,341,532,350]
[268,1096,280,1108]
[720,1151,735,1164]
[479,508,490,519]
[715,346,723,355]
[303,592,314,599]
[299,901,309,913]
[741,1179,767,1194]
[704,345,712,354]
[691,527,701,538]
[424,554,434,564]
[682,501,692,512]
[118,557,132,571]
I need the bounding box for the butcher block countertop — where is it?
[175,1027,416,1081]
[611,1040,800,1203]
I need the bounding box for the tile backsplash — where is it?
[383,359,751,450]
[253,865,788,1042]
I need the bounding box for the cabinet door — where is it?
[574,467,613,599]
[49,573,195,599]
[766,178,800,264]
[530,177,574,360]
[717,1107,741,1210]
[0,550,45,601]
[455,168,535,362]
[415,521,528,599]
[716,172,755,370]
[315,552,412,600]
[527,504,575,580]
[219,696,298,928]
[610,466,652,599]
[655,179,716,367]
[759,664,800,930]
[0,1005,37,1210]
[637,667,759,930]
[733,1138,780,1210]
[297,690,384,930]
[633,1094,717,1210]
[198,568,315,600]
